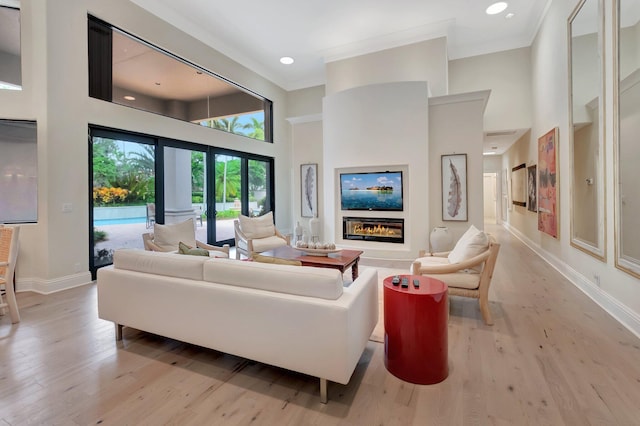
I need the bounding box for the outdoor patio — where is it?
[94,218,236,258]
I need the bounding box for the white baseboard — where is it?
[16,272,93,294]
[503,223,640,340]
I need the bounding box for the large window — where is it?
[88,16,273,142]
[0,4,22,90]
[0,119,36,223]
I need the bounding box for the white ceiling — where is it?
[130,0,550,92]
[1,0,552,154]
[129,0,551,155]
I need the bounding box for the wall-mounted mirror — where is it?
[0,3,22,90]
[568,0,606,260]
[615,0,640,277]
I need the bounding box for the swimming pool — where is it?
[93,217,146,226]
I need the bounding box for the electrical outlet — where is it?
[593,273,601,287]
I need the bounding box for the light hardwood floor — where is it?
[1,225,639,425]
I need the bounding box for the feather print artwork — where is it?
[447,159,462,217]
[305,166,314,214]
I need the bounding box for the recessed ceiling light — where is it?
[280,56,294,65]
[124,95,135,101]
[505,12,515,19]
[486,2,508,15]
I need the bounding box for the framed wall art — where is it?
[301,163,318,218]
[511,163,526,207]
[527,164,537,212]
[538,127,559,238]
[441,154,468,221]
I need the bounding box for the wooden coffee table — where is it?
[260,246,364,281]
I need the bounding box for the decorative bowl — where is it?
[300,247,342,257]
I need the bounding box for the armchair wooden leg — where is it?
[479,298,493,326]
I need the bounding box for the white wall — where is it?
[429,92,488,241]
[322,83,487,260]
[289,118,323,236]
[323,82,430,259]
[449,47,532,132]
[325,38,448,97]
[500,0,640,337]
[1,0,292,293]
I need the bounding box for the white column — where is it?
[163,147,194,224]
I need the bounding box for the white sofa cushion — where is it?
[239,212,275,239]
[203,258,343,300]
[153,219,197,251]
[448,225,489,264]
[113,249,208,281]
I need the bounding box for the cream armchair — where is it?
[411,226,500,325]
[234,211,289,259]
[142,218,229,257]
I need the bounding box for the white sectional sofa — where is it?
[97,249,379,403]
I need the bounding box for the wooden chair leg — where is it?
[479,297,493,326]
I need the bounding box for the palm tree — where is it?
[207,117,244,135]
[215,157,241,209]
[243,117,264,141]
[128,145,155,177]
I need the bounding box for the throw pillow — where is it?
[252,253,302,266]
[238,211,276,239]
[448,225,489,264]
[153,219,197,251]
[178,241,209,257]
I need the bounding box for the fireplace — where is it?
[343,217,404,243]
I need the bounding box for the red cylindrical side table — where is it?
[383,274,448,384]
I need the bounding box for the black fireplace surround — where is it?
[342,217,404,243]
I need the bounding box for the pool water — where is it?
[94,217,146,226]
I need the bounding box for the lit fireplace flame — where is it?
[353,223,397,236]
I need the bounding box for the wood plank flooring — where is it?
[1,225,639,425]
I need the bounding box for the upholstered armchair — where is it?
[0,225,21,323]
[234,211,289,259]
[142,218,229,257]
[411,225,500,325]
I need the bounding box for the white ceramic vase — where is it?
[430,226,453,252]
[309,217,320,242]
[294,221,303,243]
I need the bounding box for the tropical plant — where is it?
[191,151,205,192]
[92,138,124,187]
[109,172,154,204]
[248,159,266,196]
[243,117,265,141]
[93,228,108,243]
[93,187,129,205]
[215,157,241,204]
[128,145,155,176]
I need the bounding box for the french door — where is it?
[89,126,275,277]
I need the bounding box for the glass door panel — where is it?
[248,159,271,216]
[91,135,155,273]
[163,146,207,243]
[214,154,242,244]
